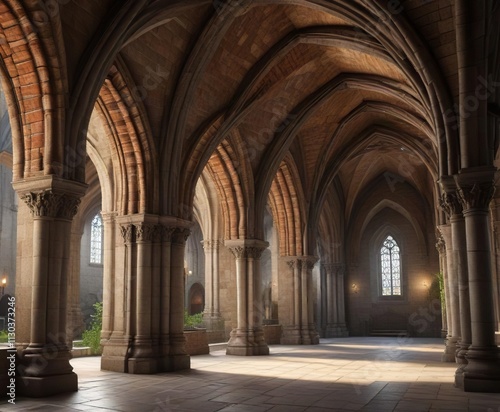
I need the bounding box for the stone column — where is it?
[281,256,319,344]
[439,224,460,362]
[303,256,319,344]
[435,234,448,337]
[127,221,157,373]
[441,186,473,387]
[324,263,337,337]
[100,212,116,342]
[202,240,224,332]
[225,239,269,356]
[456,170,500,392]
[66,224,85,346]
[335,263,348,335]
[13,176,86,397]
[281,258,302,344]
[167,227,191,369]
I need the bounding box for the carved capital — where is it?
[228,246,246,259]
[20,190,81,219]
[202,239,221,251]
[135,223,156,242]
[171,227,190,244]
[440,191,463,217]
[120,224,134,243]
[286,259,299,270]
[457,182,495,212]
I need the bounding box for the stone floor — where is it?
[2,337,500,411]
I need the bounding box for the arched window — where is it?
[90,214,103,265]
[380,235,401,296]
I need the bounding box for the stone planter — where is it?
[184,328,209,355]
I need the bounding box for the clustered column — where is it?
[441,184,472,387]
[225,239,269,356]
[438,223,460,362]
[202,239,223,331]
[281,256,320,344]
[100,215,191,374]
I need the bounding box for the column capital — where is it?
[135,222,156,242]
[119,224,135,243]
[225,239,268,259]
[202,239,222,251]
[455,167,496,212]
[13,176,87,220]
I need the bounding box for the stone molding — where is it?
[225,239,269,259]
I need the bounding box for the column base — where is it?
[281,327,302,345]
[17,372,78,397]
[442,337,458,362]
[226,328,269,356]
[160,354,191,371]
[459,346,500,392]
[101,337,130,372]
[325,324,349,338]
[128,357,159,374]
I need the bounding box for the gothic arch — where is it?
[268,155,306,256]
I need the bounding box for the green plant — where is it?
[0,330,7,343]
[82,301,103,355]
[435,271,445,315]
[184,310,203,329]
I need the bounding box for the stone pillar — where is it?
[324,263,337,337]
[435,234,448,337]
[281,256,319,344]
[13,176,87,397]
[490,199,500,331]
[456,170,500,392]
[441,183,473,386]
[202,240,224,332]
[66,224,85,346]
[304,257,319,344]
[439,224,460,362]
[127,221,157,373]
[225,239,269,356]
[281,259,302,344]
[101,216,191,374]
[101,212,116,342]
[167,227,191,369]
[335,263,348,335]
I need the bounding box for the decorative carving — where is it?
[457,182,495,211]
[228,246,246,259]
[135,223,156,242]
[246,246,266,259]
[171,228,190,244]
[120,224,134,243]
[440,191,463,217]
[20,190,81,219]
[157,225,175,242]
[286,259,299,270]
[202,239,221,251]
[435,234,446,254]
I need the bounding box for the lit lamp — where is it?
[1,277,6,296]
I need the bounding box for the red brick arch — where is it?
[0,0,65,180]
[94,64,157,215]
[268,156,305,256]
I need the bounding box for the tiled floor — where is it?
[2,337,500,411]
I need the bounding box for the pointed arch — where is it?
[0,0,66,179]
[268,155,306,256]
[205,134,253,239]
[93,63,158,215]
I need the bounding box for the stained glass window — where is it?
[380,235,401,296]
[90,214,103,264]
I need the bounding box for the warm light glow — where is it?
[1,277,6,286]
